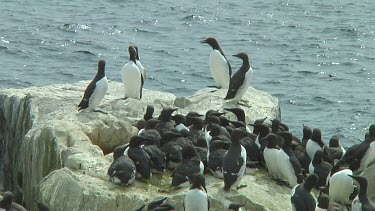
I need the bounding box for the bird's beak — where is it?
[201,39,207,43]
[233,54,240,58]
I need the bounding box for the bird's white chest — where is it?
[121,61,142,99]
[184,189,209,211]
[232,67,253,101]
[136,59,145,79]
[209,50,230,88]
[351,195,362,211]
[88,76,108,110]
[306,139,322,160]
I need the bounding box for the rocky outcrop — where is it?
[0,81,283,211]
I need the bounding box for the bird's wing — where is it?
[225,72,245,99]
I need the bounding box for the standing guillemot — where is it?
[201,37,232,89]
[183,174,209,211]
[290,173,318,211]
[78,59,108,112]
[134,46,146,90]
[348,175,375,211]
[263,133,281,180]
[224,52,253,107]
[121,46,142,100]
[276,132,303,188]
[348,124,375,173]
[327,160,354,204]
[306,128,325,160]
[308,149,332,188]
[223,128,247,191]
[326,135,346,160]
[301,125,313,147]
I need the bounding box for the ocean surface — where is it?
[0,0,374,148]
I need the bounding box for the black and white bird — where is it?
[134,46,146,90]
[277,132,303,188]
[186,116,206,147]
[207,139,227,179]
[171,114,189,132]
[290,173,318,211]
[306,128,325,160]
[139,119,162,147]
[348,175,375,211]
[276,132,303,188]
[122,46,142,100]
[301,125,313,147]
[308,149,332,188]
[143,142,166,174]
[223,128,247,191]
[224,52,253,105]
[263,133,280,179]
[224,107,251,133]
[137,105,155,133]
[350,124,375,173]
[107,155,136,185]
[201,37,232,89]
[326,135,346,160]
[124,135,152,180]
[155,108,178,136]
[78,59,108,112]
[171,145,204,188]
[327,160,354,204]
[183,174,209,211]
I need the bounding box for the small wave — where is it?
[182,15,200,20]
[73,40,93,46]
[0,45,8,50]
[59,23,91,33]
[74,50,97,56]
[154,49,171,55]
[312,96,334,104]
[133,28,160,34]
[57,71,76,77]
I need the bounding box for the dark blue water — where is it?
[1,0,374,148]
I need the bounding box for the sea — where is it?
[0,0,374,148]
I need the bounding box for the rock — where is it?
[0,81,283,211]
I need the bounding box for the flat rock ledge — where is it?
[0,80,288,211]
